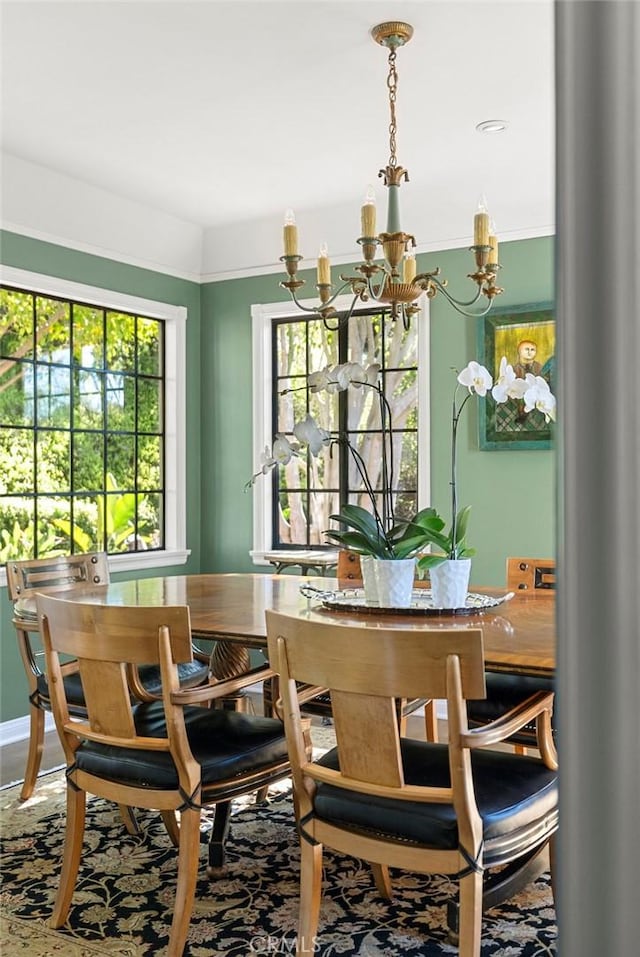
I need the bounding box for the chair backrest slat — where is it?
[330,690,404,786]
[37,593,193,749]
[266,612,486,702]
[36,596,193,665]
[6,552,110,600]
[77,658,137,738]
[507,556,555,592]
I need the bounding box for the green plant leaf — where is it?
[329,504,381,537]
[452,505,472,545]
[409,507,446,533]
[324,528,388,558]
[416,553,448,571]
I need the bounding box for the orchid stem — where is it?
[450,387,471,559]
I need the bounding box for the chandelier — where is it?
[279,21,504,330]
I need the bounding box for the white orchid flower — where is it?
[457,361,493,396]
[272,434,298,465]
[308,361,381,394]
[308,367,331,393]
[259,445,275,474]
[323,366,341,393]
[246,436,297,487]
[344,362,372,388]
[333,362,363,391]
[365,362,381,386]
[492,356,528,403]
[523,375,557,422]
[293,414,331,456]
[348,361,381,388]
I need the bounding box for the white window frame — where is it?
[0,265,190,587]
[250,293,431,564]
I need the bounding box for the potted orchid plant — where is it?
[416,357,556,606]
[249,360,440,606]
[249,356,556,608]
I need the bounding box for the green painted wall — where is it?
[0,229,554,723]
[0,230,203,722]
[201,236,556,586]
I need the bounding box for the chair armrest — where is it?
[59,659,81,678]
[170,663,276,706]
[296,684,330,707]
[191,644,210,664]
[462,690,557,768]
[271,684,329,721]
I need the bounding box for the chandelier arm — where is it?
[287,280,357,316]
[286,286,324,316]
[321,291,362,332]
[423,275,484,309]
[446,297,496,319]
[365,270,393,302]
[343,294,363,324]
[426,276,496,317]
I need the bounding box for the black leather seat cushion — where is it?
[37,670,85,707]
[467,673,556,727]
[37,661,209,707]
[313,739,557,862]
[136,660,210,695]
[73,702,288,790]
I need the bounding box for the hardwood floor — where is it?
[1,728,65,789]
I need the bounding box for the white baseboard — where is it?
[0,712,56,746]
[415,701,448,720]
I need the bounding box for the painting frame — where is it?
[478,302,555,450]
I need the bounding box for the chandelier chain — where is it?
[387,50,398,168]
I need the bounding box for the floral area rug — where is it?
[1,732,557,956]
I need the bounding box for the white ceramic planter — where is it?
[360,555,379,603]
[374,557,416,608]
[429,558,471,609]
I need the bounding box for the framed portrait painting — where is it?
[478,303,555,450]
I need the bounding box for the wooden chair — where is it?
[466,557,556,752]
[36,593,291,957]
[6,553,210,801]
[335,548,438,740]
[266,609,558,957]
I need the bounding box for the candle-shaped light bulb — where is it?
[403,250,417,284]
[488,219,499,264]
[473,196,490,247]
[361,184,377,237]
[283,208,298,257]
[317,243,331,285]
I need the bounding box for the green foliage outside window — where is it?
[272,309,418,547]
[0,285,165,561]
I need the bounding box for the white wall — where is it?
[1,153,204,281]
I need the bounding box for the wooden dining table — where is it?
[52,572,556,679]
[35,571,556,935]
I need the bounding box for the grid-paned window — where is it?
[271,308,419,548]
[0,284,165,561]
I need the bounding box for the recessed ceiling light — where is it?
[476,119,508,133]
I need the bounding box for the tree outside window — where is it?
[0,284,165,561]
[272,308,418,549]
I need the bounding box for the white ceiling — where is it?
[0,0,555,279]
